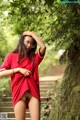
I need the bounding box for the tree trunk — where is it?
[58,62,80,119]
[49,44,80,120]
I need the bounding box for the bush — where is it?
[0,77,11,97]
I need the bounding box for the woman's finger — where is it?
[24,71,30,76]
[22,31,32,36]
[23,32,27,35]
[26,70,31,74]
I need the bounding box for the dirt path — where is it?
[40,64,66,83]
[40,75,63,81]
[45,64,66,76]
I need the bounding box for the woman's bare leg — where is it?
[14,100,26,120]
[29,96,40,120]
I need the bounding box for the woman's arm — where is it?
[23,31,46,56]
[32,32,46,56]
[0,68,31,78]
[0,68,18,78]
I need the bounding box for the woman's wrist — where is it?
[12,68,20,74]
[11,69,14,74]
[18,68,21,72]
[12,69,14,74]
[32,33,37,39]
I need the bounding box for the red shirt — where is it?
[0,50,44,108]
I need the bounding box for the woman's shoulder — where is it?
[6,52,18,58]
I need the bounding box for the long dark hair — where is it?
[13,35,37,63]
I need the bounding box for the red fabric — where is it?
[0,50,44,108]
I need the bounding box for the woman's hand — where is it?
[23,31,46,56]
[23,31,34,37]
[19,68,31,76]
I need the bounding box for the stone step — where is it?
[0,110,45,118]
[0,102,46,107]
[0,93,49,102]
[0,97,49,109]
[40,82,56,86]
[0,118,31,120]
[0,107,29,112]
[7,118,31,120]
[0,112,30,118]
[40,86,54,89]
[0,91,51,99]
[40,80,56,83]
[0,99,48,107]
[40,92,47,96]
[40,86,53,88]
[40,85,53,88]
[0,96,48,100]
[0,97,48,104]
[0,106,47,112]
[40,89,52,92]
[10,112,30,118]
[0,89,52,98]
[0,96,48,103]
[40,75,63,81]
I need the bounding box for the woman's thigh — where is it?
[28,97,41,120]
[14,100,26,120]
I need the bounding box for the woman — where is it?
[0,31,46,120]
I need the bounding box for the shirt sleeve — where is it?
[35,49,45,65]
[0,53,12,71]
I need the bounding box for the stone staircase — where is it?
[0,75,62,120]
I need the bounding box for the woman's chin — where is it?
[27,48,30,52]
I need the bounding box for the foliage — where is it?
[7,0,51,39]
[48,79,62,120]
[0,1,80,51]
[0,0,80,119]
[0,0,11,62]
[39,43,61,76]
[41,104,48,120]
[0,77,11,96]
[0,5,8,59]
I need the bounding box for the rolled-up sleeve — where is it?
[35,49,45,65]
[0,53,11,71]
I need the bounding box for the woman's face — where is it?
[24,36,34,51]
